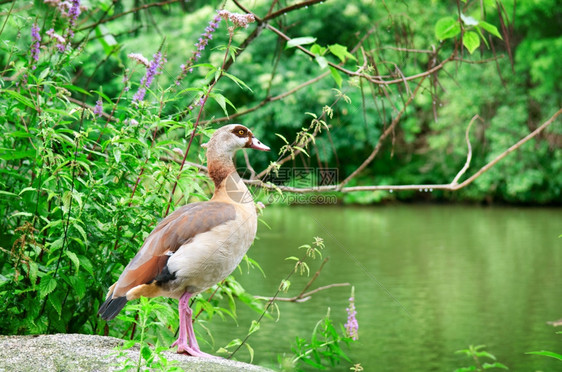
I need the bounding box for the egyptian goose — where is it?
[98,124,270,357]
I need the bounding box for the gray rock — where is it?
[0,334,273,372]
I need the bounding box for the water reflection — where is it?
[206,205,562,371]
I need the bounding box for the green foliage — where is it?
[284,308,354,371]
[526,350,562,362]
[435,12,502,54]
[454,345,508,371]
[113,297,181,371]
[0,0,560,369]
[526,330,562,362]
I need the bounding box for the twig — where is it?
[337,76,426,189]
[262,0,326,21]
[254,283,351,302]
[452,107,562,190]
[451,115,482,185]
[66,97,116,121]
[78,0,180,31]
[242,149,256,180]
[242,108,562,194]
[164,25,236,216]
[298,256,330,299]
[266,23,456,86]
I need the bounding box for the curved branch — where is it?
[451,114,482,185]
[241,108,562,194]
[451,107,562,190]
[266,23,456,86]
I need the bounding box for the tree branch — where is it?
[78,0,180,31]
[337,76,426,189]
[254,283,351,303]
[241,108,562,194]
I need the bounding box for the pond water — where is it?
[206,205,562,371]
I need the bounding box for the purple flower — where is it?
[132,51,165,103]
[43,0,81,53]
[94,98,103,117]
[30,23,41,69]
[176,12,223,84]
[344,289,359,340]
[217,10,256,28]
[68,0,81,26]
[127,53,149,67]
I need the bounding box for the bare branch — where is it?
[452,107,562,190]
[254,283,351,303]
[241,108,562,194]
[337,77,427,189]
[266,23,457,86]
[263,0,326,22]
[451,115,482,185]
[78,0,180,31]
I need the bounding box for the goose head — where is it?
[205,124,269,188]
[205,124,269,155]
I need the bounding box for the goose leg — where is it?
[172,292,214,357]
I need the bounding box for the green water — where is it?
[207,205,562,371]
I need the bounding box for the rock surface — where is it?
[0,334,273,372]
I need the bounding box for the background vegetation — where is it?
[0,0,560,370]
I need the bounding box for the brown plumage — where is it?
[98,124,270,357]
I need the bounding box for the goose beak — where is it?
[249,137,270,151]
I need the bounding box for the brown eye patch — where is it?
[232,125,249,138]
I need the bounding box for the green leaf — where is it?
[61,84,90,96]
[0,149,36,160]
[435,17,461,40]
[463,31,480,54]
[245,343,255,364]
[293,146,309,157]
[286,36,317,49]
[49,292,63,317]
[526,350,562,361]
[39,276,57,298]
[50,237,65,251]
[78,255,94,276]
[315,56,328,69]
[479,20,503,39]
[223,72,253,92]
[329,66,342,88]
[474,26,490,48]
[70,275,86,299]
[95,25,118,55]
[328,44,356,62]
[140,345,152,361]
[0,190,19,198]
[275,133,289,144]
[224,338,242,348]
[66,251,80,273]
[28,261,38,287]
[310,43,327,55]
[1,90,35,109]
[211,93,236,116]
[113,147,121,164]
[248,320,260,335]
[38,67,51,81]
